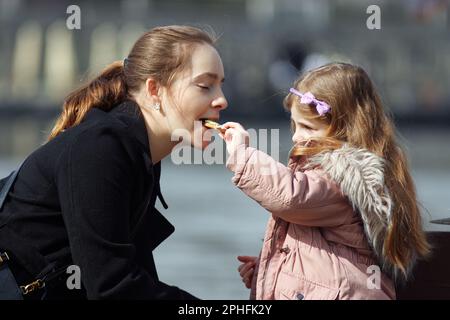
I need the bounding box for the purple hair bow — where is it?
[289,88,331,116]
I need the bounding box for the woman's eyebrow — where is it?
[193,72,225,83]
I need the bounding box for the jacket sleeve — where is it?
[55,125,197,300]
[226,145,351,227]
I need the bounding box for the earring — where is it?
[152,102,160,111]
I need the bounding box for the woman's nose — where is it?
[212,91,228,110]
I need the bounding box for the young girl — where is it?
[220,63,430,300]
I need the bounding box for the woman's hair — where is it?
[284,62,430,280]
[48,25,216,140]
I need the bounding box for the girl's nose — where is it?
[292,132,301,144]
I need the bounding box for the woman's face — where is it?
[161,43,228,149]
[290,105,329,144]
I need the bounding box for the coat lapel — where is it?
[108,101,175,250]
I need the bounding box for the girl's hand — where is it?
[237,255,258,289]
[219,122,249,155]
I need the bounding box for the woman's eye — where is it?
[197,84,210,90]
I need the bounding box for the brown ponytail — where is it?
[48,25,216,141]
[48,61,126,140]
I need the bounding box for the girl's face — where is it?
[161,43,228,149]
[290,105,329,144]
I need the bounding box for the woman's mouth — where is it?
[199,118,225,133]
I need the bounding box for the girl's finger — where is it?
[224,129,232,140]
[243,277,251,288]
[242,270,253,289]
[239,262,255,277]
[221,121,240,128]
[224,128,236,141]
[222,122,245,131]
[239,264,249,277]
[243,268,254,281]
[238,260,254,273]
[239,263,251,277]
[237,256,256,263]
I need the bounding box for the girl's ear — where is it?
[145,78,160,102]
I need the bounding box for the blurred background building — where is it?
[0,0,449,299]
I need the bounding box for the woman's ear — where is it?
[145,78,160,102]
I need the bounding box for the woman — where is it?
[0,25,227,299]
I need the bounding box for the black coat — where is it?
[0,100,196,299]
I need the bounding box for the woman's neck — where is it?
[138,105,179,164]
[131,91,179,163]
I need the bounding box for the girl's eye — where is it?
[197,84,210,90]
[301,124,312,130]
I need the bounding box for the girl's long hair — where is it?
[284,63,430,280]
[48,25,216,140]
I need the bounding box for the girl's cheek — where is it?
[315,129,326,138]
[301,130,311,139]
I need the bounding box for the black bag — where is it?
[0,252,23,300]
[0,163,23,212]
[0,160,76,299]
[0,161,26,300]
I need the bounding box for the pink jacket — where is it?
[227,144,396,300]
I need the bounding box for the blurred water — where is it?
[1,125,450,299]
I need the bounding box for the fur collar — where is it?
[301,144,396,276]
